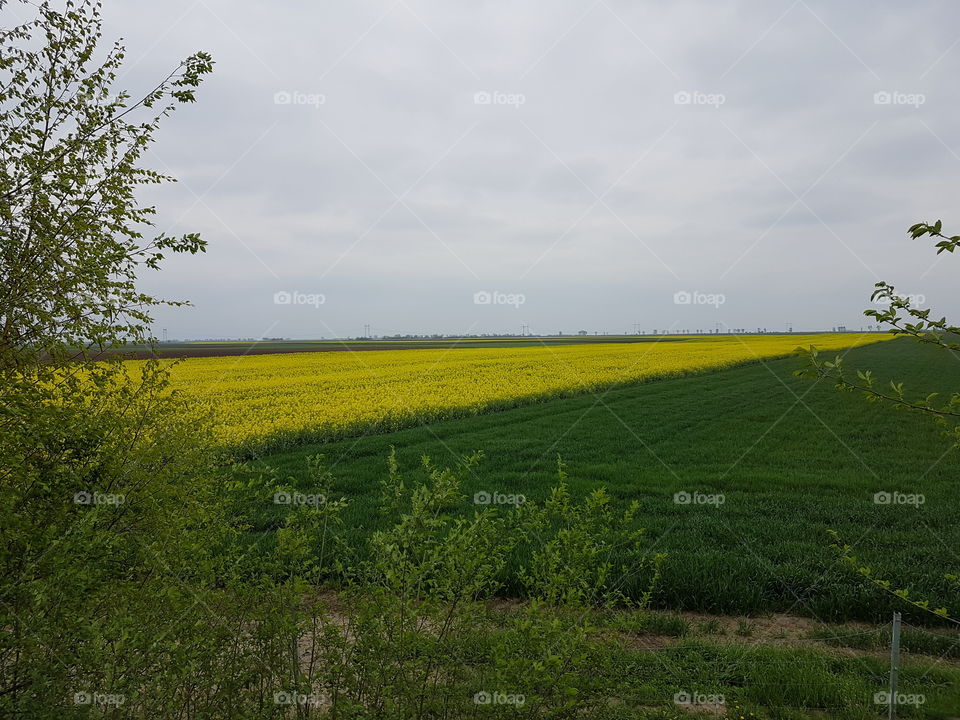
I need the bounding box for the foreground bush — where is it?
[1,356,665,717]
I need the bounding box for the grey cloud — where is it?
[94,0,960,338]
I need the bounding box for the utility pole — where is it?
[633,322,641,335]
[363,324,370,338]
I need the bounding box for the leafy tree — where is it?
[0,0,212,373]
[797,220,960,445]
[0,2,256,716]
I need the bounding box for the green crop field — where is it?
[251,338,960,623]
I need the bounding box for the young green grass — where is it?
[251,339,960,623]
[811,625,960,659]
[578,639,960,719]
[400,601,959,719]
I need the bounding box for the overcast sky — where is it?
[19,1,960,338]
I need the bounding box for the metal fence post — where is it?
[888,611,901,720]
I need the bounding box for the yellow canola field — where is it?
[163,334,886,452]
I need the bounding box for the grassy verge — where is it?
[315,597,960,719]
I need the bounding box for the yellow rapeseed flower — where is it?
[152,334,886,452]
